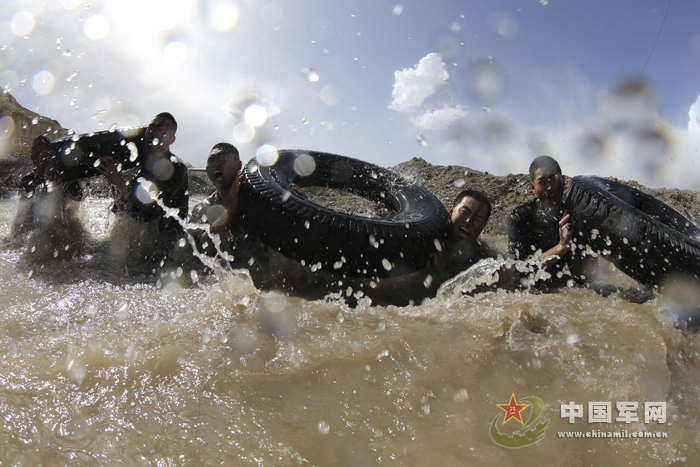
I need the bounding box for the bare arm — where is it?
[539,213,572,268]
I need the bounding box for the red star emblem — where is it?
[497,392,530,425]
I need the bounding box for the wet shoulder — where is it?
[510,198,538,223]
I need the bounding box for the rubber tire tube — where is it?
[238,149,450,278]
[565,175,700,287]
[46,128,146,182]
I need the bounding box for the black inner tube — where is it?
[239,149,449,278]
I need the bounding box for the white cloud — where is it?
[389,53,448,112]
[413,105,467,130]
[689,93,700,134]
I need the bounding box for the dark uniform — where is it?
[110,140,189,270]
[189,191,265,269]
[508,198,581,287]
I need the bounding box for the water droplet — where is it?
[31,70,56,96]
[303,67,320,82]
[317,420,330,435]
[0,116,15,139]
[423,274,433,288]
[135,179,159,204]
[416,134,428,146]
[293,153,316,176]
[392,4,404,15]
[11,11,36,37]
[153,158,174,181]
[382,258,393,271]
[433,239,443,252]
[304,220,310,230]
[450,22,461,33]
[301,116,309,125]
[320,85,339,106]
[163,40,189,65]
[281,190,291,202]
[567,334,579,346]
[117,303,128,320]
[453,178,466,188]
[83,15,110,41]
[208,1,240,32]
[232,122,255,143]
[244,104,268,127]
[495,14,518,39]
[127,142,139,162]
[66,359,86,385]
[190,270,199,283]
[255,144,279,166]
[454,388,469,402]
[178,238,186,247]
[466,57,506,102]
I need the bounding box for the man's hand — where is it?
[95,156,129,198]
[290,183,307,200]
[558,213,573,250]
[540,212,573,268]
[220,172,243,208]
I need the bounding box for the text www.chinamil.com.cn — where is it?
[557,430,668,439]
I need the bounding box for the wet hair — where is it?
[152,112,177,131]
[529,155,561,180]
[453,189,492,222]
[208,142,239,161]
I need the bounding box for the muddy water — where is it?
[0,197,698,466]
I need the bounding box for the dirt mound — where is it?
[1,94,698,237]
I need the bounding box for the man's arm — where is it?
[538,213,572,268]
[210,172,242,236]
[95,156,131,198]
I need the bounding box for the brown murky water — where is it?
[1,197,698,466]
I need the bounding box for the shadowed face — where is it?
[449,196,489,242]
[206,151,241,190]
[144,117,176,152]
[530,168,563,204]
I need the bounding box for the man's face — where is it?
[530,168,563,203]
[449,196,489,242]
[145,118,176,151]
[207,152,241,189]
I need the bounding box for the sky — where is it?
[0,0,699,188]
